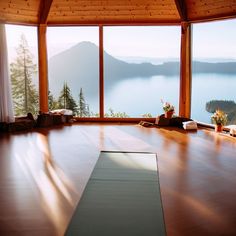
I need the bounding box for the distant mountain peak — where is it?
[50,41,99,60]
[71,41,98,50]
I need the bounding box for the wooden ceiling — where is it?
[0,0,236,25]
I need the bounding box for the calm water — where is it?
[91,73,236,123]
[104,75,179,117]
[191,73,236,123]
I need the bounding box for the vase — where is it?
[165,111,174,119]
[215,124,223,132]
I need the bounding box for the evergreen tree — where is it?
[10,34,38,116]
[58,82,77,114]
[48,90,58,111]
[78,88,90,117]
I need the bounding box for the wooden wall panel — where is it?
[0,12,38,25]
[0,0,40,24]
[0,1,39,10]
[47,0,180,24]
[187,0,236,21]
[0,0,235,25]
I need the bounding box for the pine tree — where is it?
[58,82,77,114]
[78,88,90,117]
[10,34,38,116]
[48,90,58,110]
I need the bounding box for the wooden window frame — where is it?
[38,23,191,122]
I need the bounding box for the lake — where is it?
[87,73,236,123]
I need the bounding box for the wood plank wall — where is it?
[48,0,180,24]
[0,0,235,24]
[187,0,236,22]
[0,0,40,24]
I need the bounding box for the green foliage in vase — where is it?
[10,34,38,116]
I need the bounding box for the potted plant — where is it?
[161,100,175,119]
[211,109,227,132]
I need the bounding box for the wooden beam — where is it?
[38,24,49,113]
[39,0,53,24]
[47,20,181,26]
[99,25,104,118]
[179,22,192,118]
[174,0,188,21]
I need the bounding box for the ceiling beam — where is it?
[174,0,188,22]
[38,0,53,24]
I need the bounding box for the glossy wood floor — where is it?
[0,123,236,236]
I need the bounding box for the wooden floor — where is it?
[0,123,236,236]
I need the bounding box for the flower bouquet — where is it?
[161,100,175,119]
[211,109,227,132]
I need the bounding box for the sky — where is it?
[193,19,236,59]
[5,18,236,61]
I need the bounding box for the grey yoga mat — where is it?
[65,151,166,236]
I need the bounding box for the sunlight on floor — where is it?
[14,132,78,234]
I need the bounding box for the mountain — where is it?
[48,41,236,98]
[48,41,179,98]
[49,42,99,98]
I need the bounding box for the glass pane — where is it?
[192,19,236,125]
[104,26,180,118]
[47,27,99,117]
[6,25,39,116]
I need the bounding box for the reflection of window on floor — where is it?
[192,19,236,125]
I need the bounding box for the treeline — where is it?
[48,83,90,116]
[206,100,236,124]
[48,86,130,117]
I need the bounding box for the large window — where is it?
[104,26,180,118]
[192,19,236,125]
[6,25,39,116]
[47,27,99,117]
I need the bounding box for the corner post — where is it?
[179,22,192,118]
[38,24,48,113]
[99,25,104,118]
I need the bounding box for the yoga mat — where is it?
[65,151,166,236]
